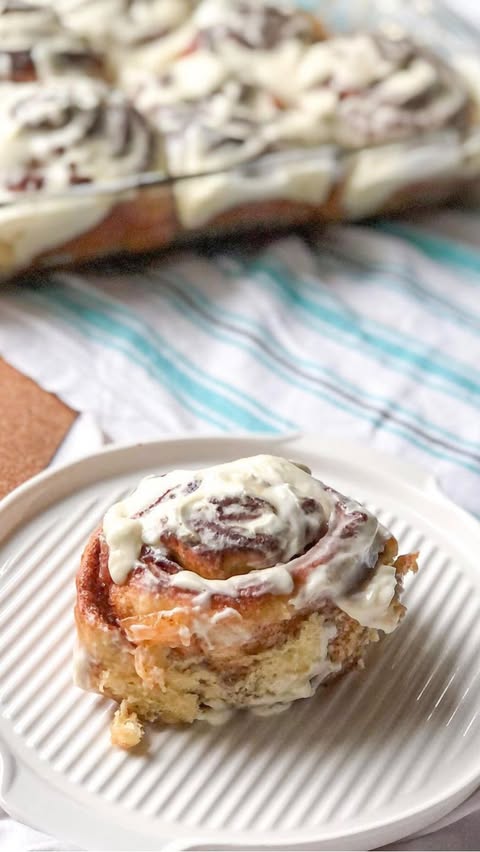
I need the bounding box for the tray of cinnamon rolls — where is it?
[1,0,480,280]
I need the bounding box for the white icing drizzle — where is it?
[0,1,100,82]
[189,0,318,85]
[343,130,463,217]
[105,455,332,577]
[112,0,191,49]
[103,455,400,633]
[0,78,153,201]
[193,0,315,50]
[127,26,467,163]
[51,0,126,42]
[0,194,111,272]
[118,0,313,79]
[197,705,235,725]
[72,639,99,691]
[50,0,193,52]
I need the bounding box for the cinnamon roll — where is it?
[74,455,418,748]
[0,0,104,82]
[0,77,177,274]
[128,67,341,229]
[329,35,469,149]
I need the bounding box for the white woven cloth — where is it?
[3,213,480,516]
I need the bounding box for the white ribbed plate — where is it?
[1,434,480,852]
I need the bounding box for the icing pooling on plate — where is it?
[103,455,399,632]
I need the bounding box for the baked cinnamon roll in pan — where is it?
[74,455,418,749]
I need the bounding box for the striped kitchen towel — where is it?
[1,207,480,517]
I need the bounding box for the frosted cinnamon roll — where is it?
[0,0,103,82]
[128,67,341,229]
[225,31,469,147]
[0,78,153,198]
[120,0,326,78]
[74,455,418,748]
[329,35,469,148]
[0,78,177,274]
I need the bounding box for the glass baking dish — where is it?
[1,0,480,281]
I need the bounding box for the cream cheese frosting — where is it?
[171,149,339,230]
[50,0,193,52]
[126,28,468,156]
[0,195,111,272]
[0,0,101,82]
[197,618,341,721]
[103,455,400,633]
[104,455,334,581]
[0,78,153,201]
